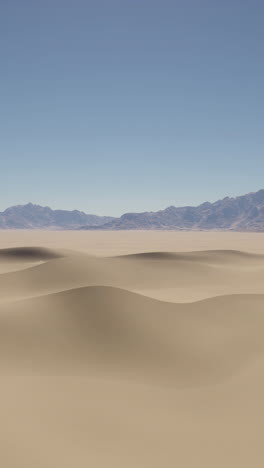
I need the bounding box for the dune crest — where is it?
[1,247,264,303]
[0,283,264,385]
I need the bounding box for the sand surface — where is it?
[1,230,264,467]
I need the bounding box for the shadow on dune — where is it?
[1,248,264,303]
[0,247,63,262]
[116,249,264,263]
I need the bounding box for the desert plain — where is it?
[1,230,264,467]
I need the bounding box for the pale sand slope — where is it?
[1,231,264,467]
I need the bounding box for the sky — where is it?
[1,0,264,215]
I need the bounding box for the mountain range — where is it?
[0,203,115,229]
[81,189,264,231]
[1,190,264,230]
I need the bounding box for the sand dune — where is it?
[1,285,264,386]
[118,248,264,262]
[1,246,264,302]
[1,232,264,467]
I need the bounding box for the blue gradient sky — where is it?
[1,0,264,215]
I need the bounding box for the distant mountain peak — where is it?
[1,190,264,231]
[80,189,264,232]
[0,204,116,230]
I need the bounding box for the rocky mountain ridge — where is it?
[2,190,264,230]
[0,203,115,229]
[80,189,264,231]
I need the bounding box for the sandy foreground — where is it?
[1,230,264,467]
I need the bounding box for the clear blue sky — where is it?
[1,0,264,215]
